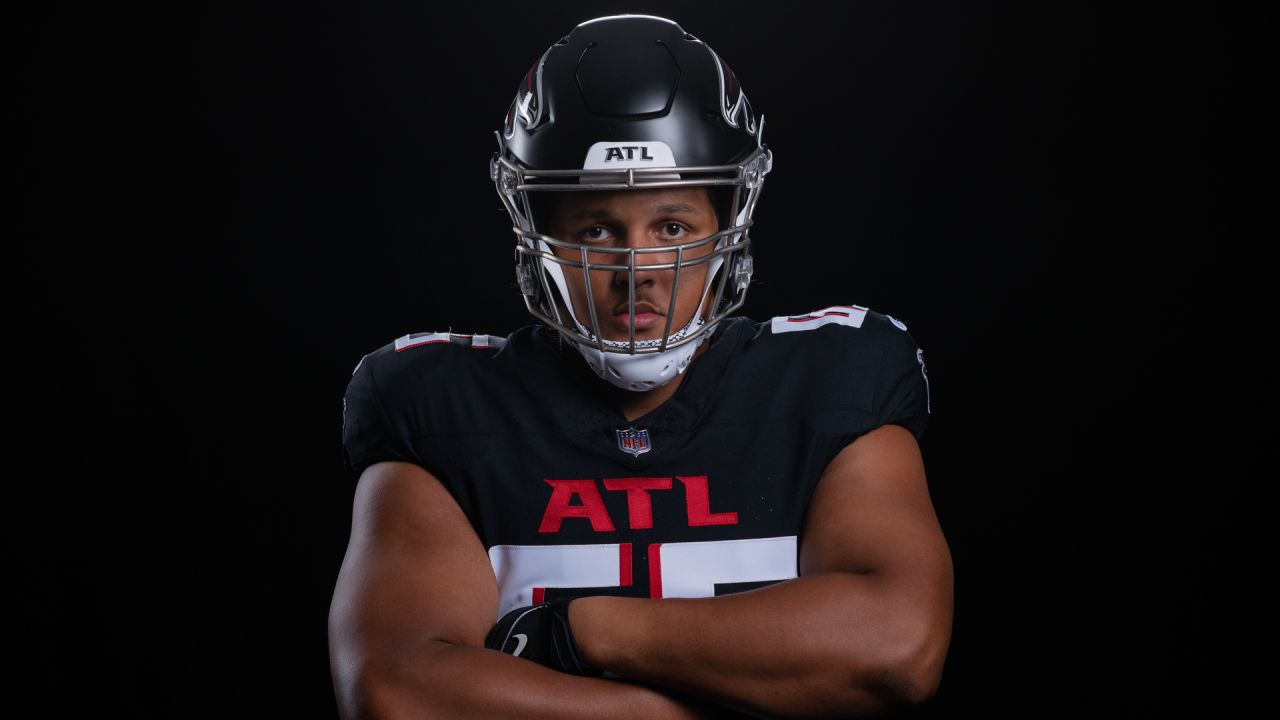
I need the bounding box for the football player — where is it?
[330,14,952,719]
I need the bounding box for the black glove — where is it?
[484,598,602,677]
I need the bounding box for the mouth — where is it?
[611,303,665,332]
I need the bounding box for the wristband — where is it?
[485,597,602,677]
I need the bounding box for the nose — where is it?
[611,226,675,289]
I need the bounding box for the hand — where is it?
[484,598,602,677]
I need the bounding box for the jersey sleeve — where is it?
[341,352,422,475]
[874,324,932,442]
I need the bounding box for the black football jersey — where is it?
[342,304,931,620]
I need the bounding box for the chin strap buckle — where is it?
[734,254,754,292]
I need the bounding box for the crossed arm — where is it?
[329,423,953,719]
[328,458,705,720]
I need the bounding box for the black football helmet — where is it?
[491,14,772,391]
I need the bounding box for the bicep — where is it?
[330,461,498,670]
[800,424,951,588]
[799,424,953,701]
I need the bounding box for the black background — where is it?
[16,1,1259,717]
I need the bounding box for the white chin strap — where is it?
[540,238,728,392]
[576,314,715,392]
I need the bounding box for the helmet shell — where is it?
[502,15,762,175]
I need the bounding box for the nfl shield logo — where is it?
[616,427,652,457]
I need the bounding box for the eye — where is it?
[579,225,614,243]
[659,222,689,240]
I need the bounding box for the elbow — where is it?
[331,629,450,720]
[869,575,954,708]
[886,653,944,706]
[334,656,427,720]
[333,638,467,720]
[876,625,950,707]
[812,631,947,717]
[332,656,396,720]
[330,619,395,719]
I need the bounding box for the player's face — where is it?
[546,187,720,344]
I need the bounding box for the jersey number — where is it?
[770,305,868,334]
[488,536,797,616]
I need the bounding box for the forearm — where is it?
[571,572,942,718]
[340,638,710,720]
